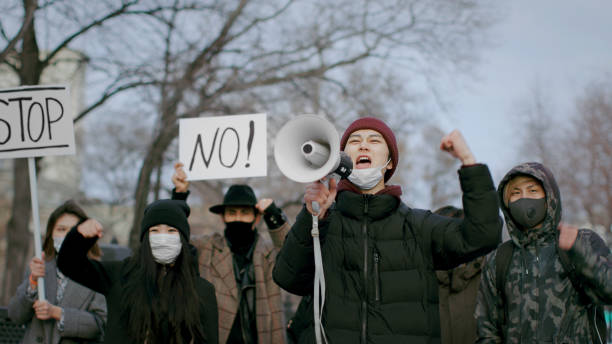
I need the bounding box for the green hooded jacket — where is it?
[475,162,612,343]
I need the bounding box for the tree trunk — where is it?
[153,160,162,200]
[1,159,34,304]
[1,0,41,305]
[128,127,177,249]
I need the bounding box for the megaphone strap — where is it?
[312,213,329,344]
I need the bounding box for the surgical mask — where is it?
[53,236,65,252]
[348,159,391,190]
[509,197,547,229]
[149,233,182,265]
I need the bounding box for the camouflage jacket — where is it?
[475,162,612,344]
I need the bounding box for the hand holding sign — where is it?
[255,198,273,213]
[179,114,267,180]
[33,300,61,320]
[172,162,190,193]
[29,254,45,280]
[0,86,75,302]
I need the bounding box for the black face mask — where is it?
[224,221,256,252]
[508,197,547,229]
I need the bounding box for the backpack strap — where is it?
[556,246,584,300]
[494,241,514,335]
[556,240,607,344]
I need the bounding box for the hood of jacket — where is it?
[497,162,562,247]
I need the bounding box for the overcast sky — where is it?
[437,0,612,181]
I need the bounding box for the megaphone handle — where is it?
[311,201,321,216]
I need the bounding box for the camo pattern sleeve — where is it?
[474,251,503,343]
[567,229,612,304]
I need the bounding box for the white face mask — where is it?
[149,233,182,265]
[348,159,391,190]
[53,236,65,253]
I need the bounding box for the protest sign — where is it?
[179,114,267,180]
[0,85,76,301]
[0,86,75,159]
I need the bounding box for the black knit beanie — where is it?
[140,199,191,241]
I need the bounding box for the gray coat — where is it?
[8,258,107,344]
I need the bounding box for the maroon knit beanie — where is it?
[340,117,398,181]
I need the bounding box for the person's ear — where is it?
[253,213,262,229]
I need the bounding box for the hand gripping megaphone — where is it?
[274,114,352,182]
[274,114,352,344]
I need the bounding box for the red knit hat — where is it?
[340,117,398,181]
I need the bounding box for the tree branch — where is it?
[75,80,157,122]
[41,0,139,68]
[0,1,36,64]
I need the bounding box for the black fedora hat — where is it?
[209,184,257,214]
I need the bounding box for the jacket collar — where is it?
[337,179,403,198]
[335,189,400,221]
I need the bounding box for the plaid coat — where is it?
[191,223,290,344]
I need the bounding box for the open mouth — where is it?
[355,155,372,169]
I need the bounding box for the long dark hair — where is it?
[43,200,101,260]
[120,232,205,344]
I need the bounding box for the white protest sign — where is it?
[179,114,267,180]
[0,86,75,159]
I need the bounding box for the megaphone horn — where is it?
[274,115,352,183]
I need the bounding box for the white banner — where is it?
[179,114,267,180]
[0,86,75,159]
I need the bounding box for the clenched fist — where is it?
[440,130,476,165]
[77,219,103,239]
[33,300,61,320]
[172,162,190,193]
[29,254,45,280]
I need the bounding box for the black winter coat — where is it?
[273,164,502,344]
[57,227,219,344]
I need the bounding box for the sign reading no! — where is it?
[179,114,267,180]
[0,86,75,159]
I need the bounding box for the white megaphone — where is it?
[274,115,353,344]
[274,114,352,183]
[274,114,352,344]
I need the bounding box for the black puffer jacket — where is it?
[274,164,502,344]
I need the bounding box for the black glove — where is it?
[263,202,287,230]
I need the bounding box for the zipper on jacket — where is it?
[361,195,369,344]
[374,250,381,304]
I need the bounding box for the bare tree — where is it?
[513,83,561,168]
[561,81,612,239]
[120,0,497,248]
[419,124,462,210]
[80,108,151,206]
[0,0,35,64]
[0,0,162,304]
[514,79,612,244]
